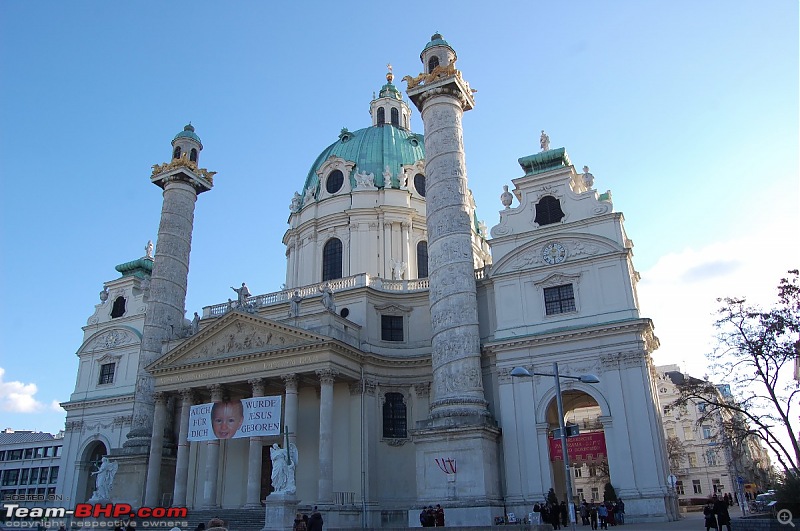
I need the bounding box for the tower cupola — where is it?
[369,64,412,129]
[171,123,203,163]
[420,32,457,75]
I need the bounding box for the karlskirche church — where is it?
[57,35,677,528]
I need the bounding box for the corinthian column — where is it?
[144,392,168,505]
[203,384,223,507]
[282,374,299,447]
[316,369,336,503]
[172,389,194,506]
[245,378,265,507]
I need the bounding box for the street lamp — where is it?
[511,363,600,530]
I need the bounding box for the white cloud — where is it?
[0,367,49,413]
[639,228,798,380]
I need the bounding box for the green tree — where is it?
[676,270,800,475]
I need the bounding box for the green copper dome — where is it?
[302,125,425,198]
[173,124,202,146]
[421,32,456,58]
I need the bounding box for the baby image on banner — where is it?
[188,395,283,441]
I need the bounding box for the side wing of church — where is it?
[57,35,677,528]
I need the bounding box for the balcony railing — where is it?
[202,268,491,318]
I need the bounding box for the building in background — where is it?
[655,365,772,507]
[0,429,63,508]
[57,35,678,527]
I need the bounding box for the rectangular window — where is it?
[8,450,22,460]
[0,450,5,461]
[693,479,702,494]
[589,465,597,477]
[688,453,698,467]
[43,447,52,458]
[382,392,407,438]
[47,487,56,498]
[381,315,404,342]
[34,447,43,459]
[697,403,707,413]
[99,363,115,385]
[675,481,685,495]
[2,469,20,486]
[666,427,676,438]
[702,426,712,439]
[49,467,59,483]
[577,488,584,500]
[707,450,718,466]
[591,487,599,501]
[712,479,722,493]
[29,468,39,484]
[683,427,695,441]
[39,467,49,484]
[663,405,671,415]
[24,448,33,459]
[20,469,29,485]
[574,467,583,478]
[53,446,61,458]
[544,284,576,315]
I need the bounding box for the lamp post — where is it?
[511,363,600,530]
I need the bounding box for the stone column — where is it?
[245,379,265,508]
[316,369,336,503]
[125,160,213,453]
[401,221,411,276]
[407,55,489,423]
[203,384,223,508]
[144,392,168,506]
[282,374,299,447]
[172,389,194,506]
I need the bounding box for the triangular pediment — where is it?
[148,311,328,371]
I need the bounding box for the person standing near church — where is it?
[307,506,323,531]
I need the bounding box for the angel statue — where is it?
[89,456,118,501]
[269,442,299,495]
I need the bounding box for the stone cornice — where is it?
[483,318,654,354]
[61,394,134,411]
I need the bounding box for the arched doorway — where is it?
[79,441,108,502]
[544,390,610,506]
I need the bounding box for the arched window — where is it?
[377,107,385,126]
[322,238,343,281]
[326,170,344,194]
[417,241,428,278]
[190,148,198,162]
[413,173,426,197]
[172,146,181,159]
[534,195,565,226]
[110,296,126,318]
[382,392,407,438]
[428,56,440,74]
[391,108,399,127]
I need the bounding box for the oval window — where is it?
[414,174,426,197]
[326,170,344,194]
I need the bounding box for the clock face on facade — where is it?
[542,242,567,265]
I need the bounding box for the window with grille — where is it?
[534,195,565,226]
[417,241,428,278]
[381,315,403,342]
[382,392,407,438]
[544,284,576,315]
[322,238,343,281]
[98,363,115,385]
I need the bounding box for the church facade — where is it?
[57,35,677,527]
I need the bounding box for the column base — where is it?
[262,494,299,531]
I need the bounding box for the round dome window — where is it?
[414,173,426,197]
[326,170,344,194]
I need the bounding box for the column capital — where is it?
[179,388,195,403]
[152,392,168,404]
[282,373,299,391]
[207,383,223,401]
[248,378,265,397]
[316,369,337,385]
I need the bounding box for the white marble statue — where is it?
[231,283,251,307]
[319,282,336,312]
[89,456,118,501]
[290,192,302,212]
[354,170,375,189]
[304,186,316,203]
[270,442,298,495]
[582,166,594,188]
[540,130,550,152]
[391,259,407,280]
[289,290,303,317]
[145,240,154,259]
[191,312,200,335]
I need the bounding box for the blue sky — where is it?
[0,1,797,434]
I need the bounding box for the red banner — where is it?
[549,431,607,463]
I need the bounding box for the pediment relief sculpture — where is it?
[492,235,621,275]
[81,328,141,353]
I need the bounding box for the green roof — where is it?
[302,125,425,199]
[518,148,571,175]
[421,33,455,58]
[379,82,402,100]
[115,257,154,279]
[173,124,202,146]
